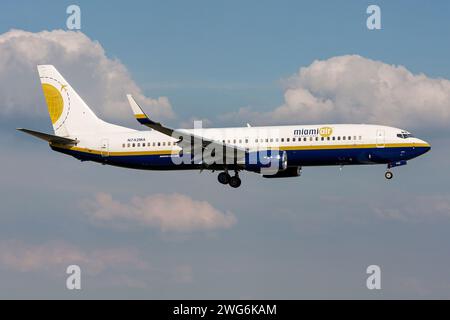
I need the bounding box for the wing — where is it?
[126,94,246,164]
[17,128,78,145]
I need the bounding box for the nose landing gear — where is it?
[385,171,393,180]
[385,160,407,180]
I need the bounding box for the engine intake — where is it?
[244,150,287,174]
[263,166,302,178]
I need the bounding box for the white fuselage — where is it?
[70,124,428,157]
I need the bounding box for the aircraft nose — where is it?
[418,139,431,154]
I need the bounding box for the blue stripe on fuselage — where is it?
[51,145,430,170]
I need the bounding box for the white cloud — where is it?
[179,117,214,129]
[373,194,450,222]
[83,193,237,232]
[0,29,174,120]
[221,55,450,130]
[0,240,195,289]
[0,240,148,275]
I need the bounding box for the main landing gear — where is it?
[218,172,231,184]
[218,171,241,188]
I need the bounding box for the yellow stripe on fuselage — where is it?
[134,114,147,119]
[51,142,429,157]
[279,142,430,151]
[52,144,178,156]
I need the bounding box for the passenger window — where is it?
[327,137,330,141]
[132,143,135,147]
[270,138,273,143]
[315,137,319,141]
[321,137,324,141]
[158,142,161,146]
[343,136,346,140]
[337,137,341,141]
[359,136,362,140]
[127,143,131,147]
[233,139,236,144]
[348,136,351,140]
[239,139,242,144]
[303,137,307,142]
[245,139,248,143]
[281,138,284,142]
[332,137,335,141]
[287,138,290,142]
[162,142,166,146]
[292,138,295,142]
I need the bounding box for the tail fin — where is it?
[37,65,105,136]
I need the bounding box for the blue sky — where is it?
[0,1,450,299]
[3,0,449,118]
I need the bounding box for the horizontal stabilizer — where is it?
[17,128,78,145]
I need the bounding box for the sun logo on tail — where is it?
[42,84,64,124]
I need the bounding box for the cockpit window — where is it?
[397,132,414,139]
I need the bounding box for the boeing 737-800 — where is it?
[18,65,431,188]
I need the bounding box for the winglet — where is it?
[126,95,175,136]
[127,94,158,126]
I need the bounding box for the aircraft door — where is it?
[376,129,385,148]
[100,139,109,157]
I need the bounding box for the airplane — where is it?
[18,65,431,188]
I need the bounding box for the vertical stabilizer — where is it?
[37,65,107,136]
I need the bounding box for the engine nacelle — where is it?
[263,166,302,178]
[244,150,287,174]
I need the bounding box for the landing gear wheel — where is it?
[385,171,393,180]
[218,172,231,184]
[229,176,242,188]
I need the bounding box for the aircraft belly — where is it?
[53,145,427,170]
[285,147,405,166]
